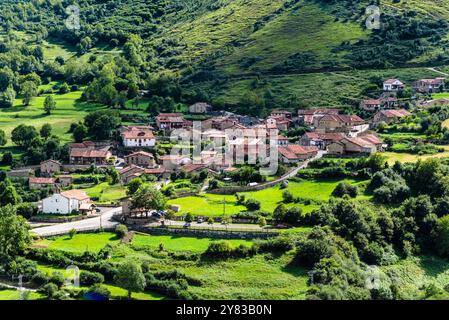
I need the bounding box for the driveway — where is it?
[32,207,122,237]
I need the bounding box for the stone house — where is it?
[278,145,318,164]
[40,159,62,177]
[124,151,156,168]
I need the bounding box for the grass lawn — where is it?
[384,145,449,165]
[132,233,253,253]
[81,182,127,204]
[168,178,370,217]
[0,289,44,300]
[33,232,120,254]
[0,89,105,158]
[178,253,308,300]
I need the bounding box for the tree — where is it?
[20,81,38,106]
[435,215,449,257]
[0,86,16,108]
[40,123,52,138]
[0,205,31,261]
[115,224,128,239]
[0,129,6,146]
[127,178,143,196]
[11,124,38,148]
[43,95,56,115]
[114,261,146,299]
[84,110,121,140]
[1,152,13,165]
[184,212,194,223]
[73,124,87,143]
[258,217,267,227]
[59,83,70,94]
[0,185,20,206]
[131,185,166,212]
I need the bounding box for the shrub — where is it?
[49,272,65,288]
[244,198,261,211]
[115,224,128,239]
[204,241,233,258]
[68,228,77,239]
[84,284,111,300]
[40,283,59,299]
[332,182,358,198]
[80,271,105,286]
[282,190,295,203]
[31,271,49,286]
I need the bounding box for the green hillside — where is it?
[2,0,449,110]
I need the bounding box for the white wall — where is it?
[123,138,156,148]
[42,194,70,215]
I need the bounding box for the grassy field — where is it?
[384,145,449,165]
[0,289,44,300]
[0,88,105,159]
[34,233,121,254]
[81,182,127,204]
[132,233,252,253]
[381,255,449,300]
[178,253,308,299]
[167,178,370,217]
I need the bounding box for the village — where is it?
[3,75,446,235]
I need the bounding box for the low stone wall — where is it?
[130,225,279,240]
[30,214,97,223]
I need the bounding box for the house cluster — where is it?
[297,108,385,156]
[360,77,445,126]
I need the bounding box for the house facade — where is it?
[413,78,445,93]
[156,113,187,131]
[313,114,365,133]
[327,136,379,155]
[300,132,345,150]
[40,160,62,177]
[120,126,156,148]
[29,177,55,190]
[373,109,411,125]
[42,190,94,215]
[278,145,318,164]
[383,79,405,92]
[124,151,155,168]
[189,102,212,114]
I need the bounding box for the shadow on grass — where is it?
[415,255,449,278]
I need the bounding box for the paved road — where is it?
[32,207,122,237]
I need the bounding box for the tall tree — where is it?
[0,129,6,146]
[0,205,30,261]
[20,81,38,106]
[131,185,166,212]
[40,123,52,138]
[114,261,146,299]
[43,95,56,115]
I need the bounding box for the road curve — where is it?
[32,207,122,237]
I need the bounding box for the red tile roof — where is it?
[70,148,111,158]
[29,177,55,184]
[121,127,155,140]
[61,189,90,200]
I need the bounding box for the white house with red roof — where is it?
[383,79,405,92]
[42,190,95,215]
[120,126,156,148]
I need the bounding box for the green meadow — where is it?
[167,178,370,217]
